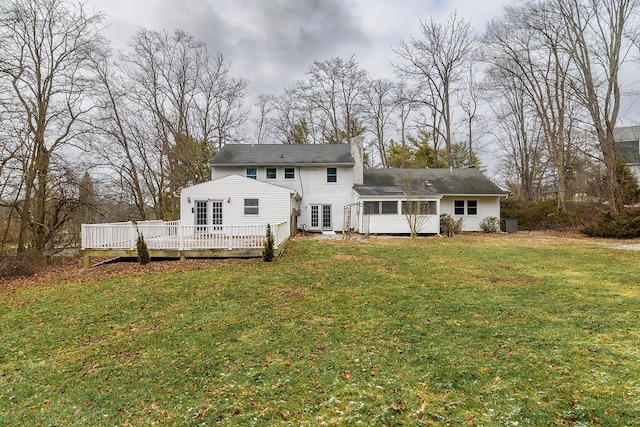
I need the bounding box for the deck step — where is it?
[321,230,336,235]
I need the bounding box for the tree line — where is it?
[0,0,638,255]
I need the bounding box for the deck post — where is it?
[83,255,91,268]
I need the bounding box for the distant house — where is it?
[615,126,640,184]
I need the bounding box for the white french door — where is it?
[310,204,332,230]
[195,200,223,232]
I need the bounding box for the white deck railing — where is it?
[81,220,290,252]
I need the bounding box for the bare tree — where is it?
[253,94,276,144]
[272,88,313,144]
[90,49,149,220]
[401,173,437,238]
[458,62,484,163]
[395,11,477,166]
[553,0,639,212]
[392,81,420,168]
[488,66,549,201]
[363,78,396,167]
[304,55,368,143]
[0,0,104,252]
[484,2,578,212]
[112,29,248,219]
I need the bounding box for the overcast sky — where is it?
[88,0,506,98]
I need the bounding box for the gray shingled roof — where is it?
[354,185,439,197]
[361,168,506,196]
[210,144,354,166]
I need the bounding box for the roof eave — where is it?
[210,162,355,167]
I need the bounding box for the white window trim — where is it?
[454,199,478,216]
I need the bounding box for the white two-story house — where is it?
[179,138,505,235]
[82,139,505,263]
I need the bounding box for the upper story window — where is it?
[246,168,257,180]
[244,198,259,215]
[454,200,477,215]
[284,167,295,179]
[266,167,277,179]
[327,167,337,183]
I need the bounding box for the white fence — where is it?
[81,220,290,252]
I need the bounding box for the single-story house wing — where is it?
[360,168,506,232]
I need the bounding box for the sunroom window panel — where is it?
[364,201,379,214]
[381,201,398,214]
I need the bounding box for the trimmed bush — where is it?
[262,224,275,262]
[136,233,150,265]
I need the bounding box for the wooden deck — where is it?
[81,220,290,266]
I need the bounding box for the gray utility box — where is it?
[503,218,518,233]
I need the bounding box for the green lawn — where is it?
[1,235,639,426]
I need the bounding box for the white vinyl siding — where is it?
[210,165,355,232]
[359,197,439,234]
[180,175,293,228]
[441,196,501,232]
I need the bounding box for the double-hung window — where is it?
[266,168,277,179]
[327,167,337,183]
[246,168,257,180]
[467,200,478,215]
[284,167,295,179]
[244,198,259,215]
[454,200,478,215]
[454,200,465,215]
